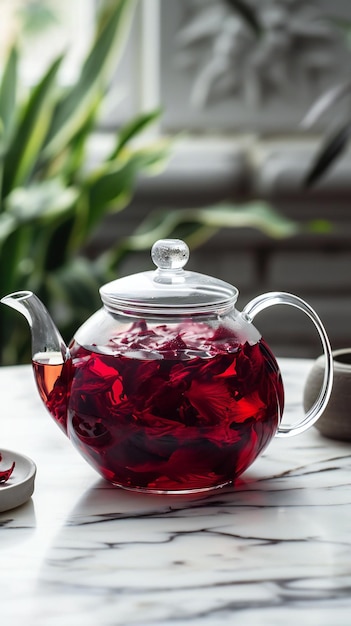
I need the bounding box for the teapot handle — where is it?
[242,291,333,437]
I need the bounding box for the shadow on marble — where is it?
[0,498,36,546]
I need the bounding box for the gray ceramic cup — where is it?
[304,348,351,442]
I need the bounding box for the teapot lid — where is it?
[100,239,238,315]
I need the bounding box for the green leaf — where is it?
[0,221,35,297]
[109,109,162,160]
[5,179,78,223]
[2,54,63,197]
[42,0,137,160]
[58,88,103,183]
[85,144,171,239]
[47,257,104,328]
[0,46,17,143]
[0,181,79,293]
[83,159,140,234]
[0,212,17,245]
[106,202,299,268]
[193,203,299,237]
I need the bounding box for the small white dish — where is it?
[0,449,36,512]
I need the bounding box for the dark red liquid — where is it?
[33,322,284,492]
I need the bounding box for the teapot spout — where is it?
[1,290,69,363]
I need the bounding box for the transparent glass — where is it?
[242,291,333,436]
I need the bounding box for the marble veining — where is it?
[1,360,351,625]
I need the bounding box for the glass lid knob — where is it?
[151,239,189,271]
[99,237,238,313]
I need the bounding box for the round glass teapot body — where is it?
[31,240,331,494]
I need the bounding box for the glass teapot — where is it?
[1,239,333,494]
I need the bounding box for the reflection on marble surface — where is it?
[1,360,351,625]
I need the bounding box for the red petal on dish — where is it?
[0,461,15,483]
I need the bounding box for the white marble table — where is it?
[1,360,351,626]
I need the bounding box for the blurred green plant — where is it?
[0,0,168,365]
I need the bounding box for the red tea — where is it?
[33,321,284,492]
